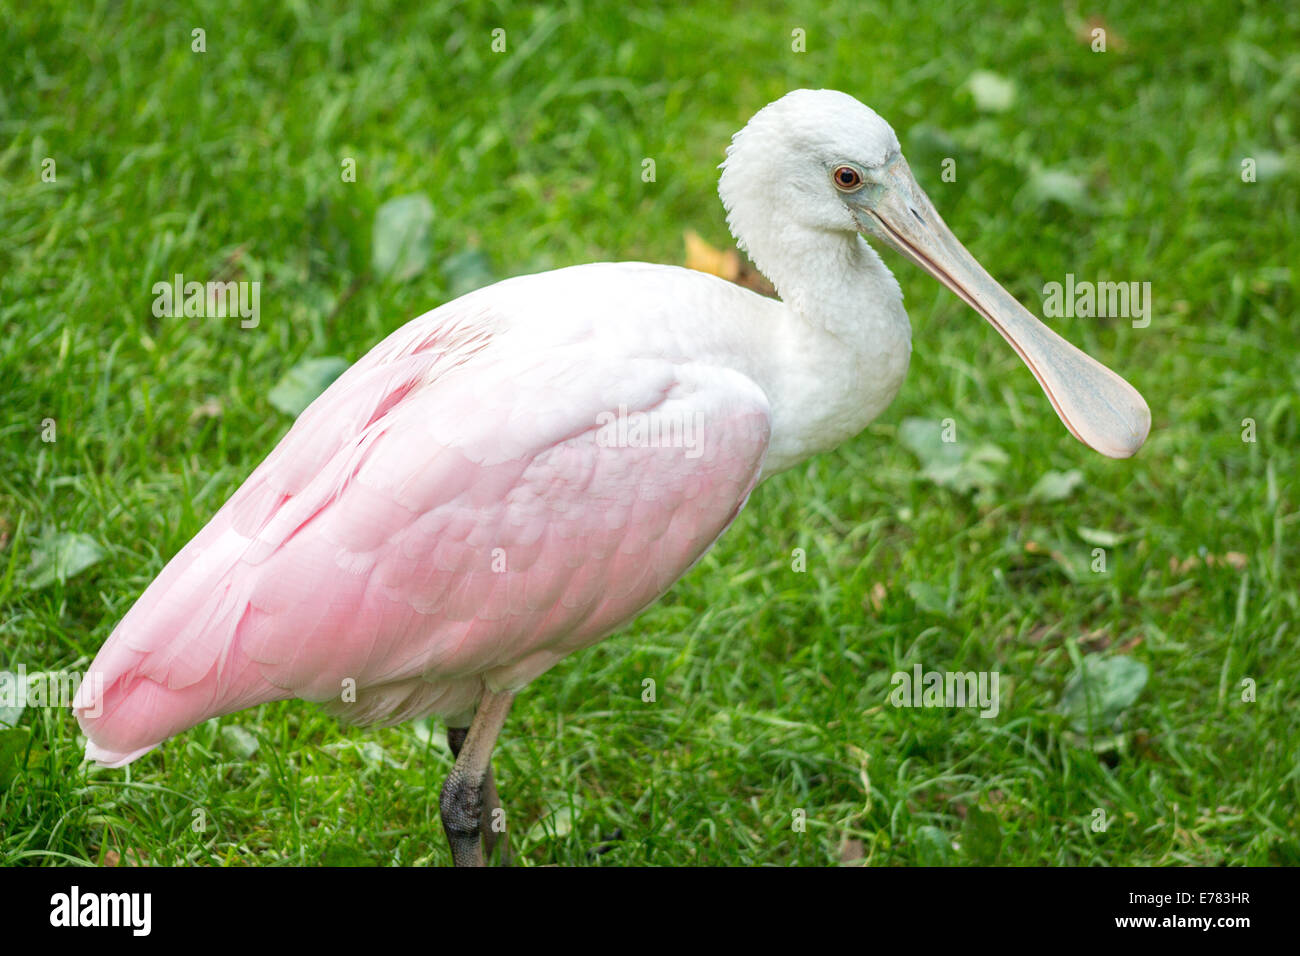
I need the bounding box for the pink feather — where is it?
[75,267,772,765]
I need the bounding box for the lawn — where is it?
[1,0,1296,866]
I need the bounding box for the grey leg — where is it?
[480,764,512,865]
[446,725,468,757]
[440,691,514,867]
[445,722,511,865]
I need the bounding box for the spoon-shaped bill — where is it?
[858,157,1151,459]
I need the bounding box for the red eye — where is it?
[833,165,862,190]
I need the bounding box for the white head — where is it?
[716,89,1151,460]
[719,89,901,253]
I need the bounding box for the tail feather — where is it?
[74,542,294,765]
[83,739,158,768]
[73,308,507,767]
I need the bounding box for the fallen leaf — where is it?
[839,838,865,864]
[442,248,496,297]
[735,262,777,297]
[1171,552,1249,574]
[898,417,1008,497]
[1116,633,1144,653]
[913,825,955,865]
[966,71,1016,112]
[1080,629,1112,652]
[1059,655,1148,740]
[100,848,146,866]
[1240,151,1289,182]
[268,356,350,417]
[906,580,948,616]
[1077,526,1125,547]
[1075,16,1126,52]
[373,194,436,282]
[527,804,578,844]
[684,230,741,281]
[23,531,105,590]
[867,581,888,612]
[219,725,260,759]
[961,806,1002,864]
[321,844,377,866]
[684,231,776,297]
[1023,530,1092,582]
[1024,624,1057,645]
[1016,167,1092,212]
[1029,469,1084,503]
[189,398,223,424]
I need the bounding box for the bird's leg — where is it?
[440,691,514,867]
[445,722,511,865]
[446,725,468,757]
[480,763,512,865]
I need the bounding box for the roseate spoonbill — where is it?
[75,89,1150,866]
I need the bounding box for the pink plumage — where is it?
[75,263,773,765]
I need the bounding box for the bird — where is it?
[74,89,1150,866]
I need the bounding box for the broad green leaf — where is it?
[1242,150,1288,182]
[1017,167,1091,212]
[24,531,105,590]
[1025,526,1094,582]
[526,805,577,844]
[899,417,1008,496]
[907,580,949,617]
[1076,526,1125,547]
[357,740,402,769]
[899,417,962,469]
[1059,655,1149,735]
[1029,469,1085,502]
[372,194,436,281]
[904,124,966,174]
[321,843,378,866]
[409,718,444,749]
[913,825,955,865]
[219,725,260,759]
[268,356,350,417]
[960,444,1011,493]
[442,248,496,298]
[961,806,1003,864]
[966,71,1016,112]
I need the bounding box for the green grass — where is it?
[1,0,1297,866]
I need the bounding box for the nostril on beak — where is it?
[909,207,925,226]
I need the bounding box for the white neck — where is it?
[742,227,913,475]
[759,229,903,336]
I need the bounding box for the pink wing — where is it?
[75,303,771,765]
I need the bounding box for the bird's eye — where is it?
[832,165,863,191]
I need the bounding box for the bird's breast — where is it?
[757,303,912,476]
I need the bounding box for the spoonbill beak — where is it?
[851,155,1150,459]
